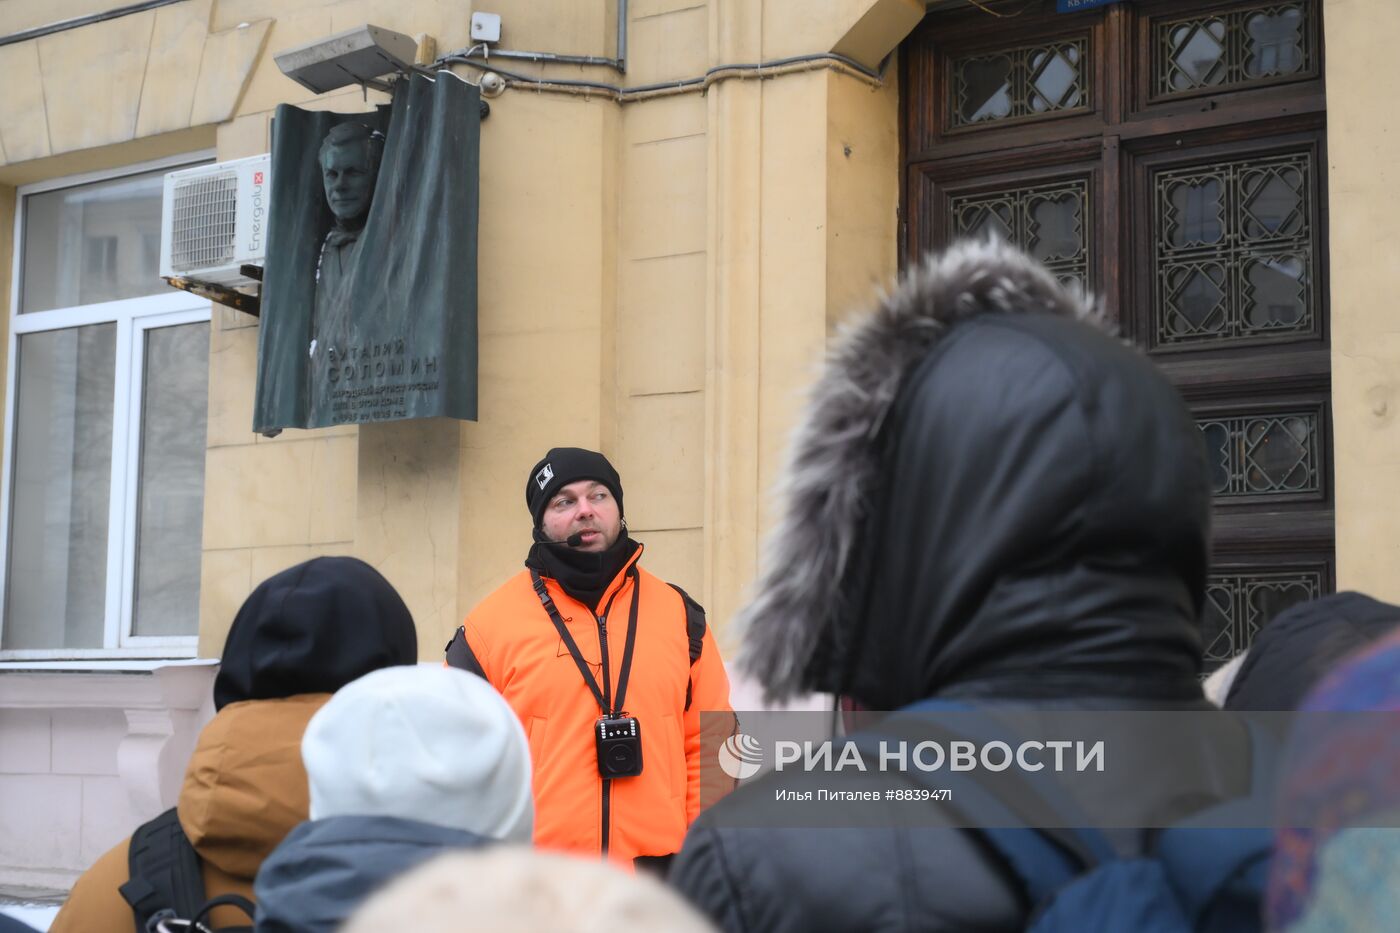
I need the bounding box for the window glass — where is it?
[20,168,166,313]
[132,322,209,636]
[2,325,116,649]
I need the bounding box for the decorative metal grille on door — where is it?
[951,37,1091,128]
[949,179,1090,291]
[1155,0,1316,99]
[1153,152,1316,348]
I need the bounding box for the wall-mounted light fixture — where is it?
[274,24,418,94]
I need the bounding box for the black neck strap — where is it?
[530,568,641,718]
[613,574,642,716]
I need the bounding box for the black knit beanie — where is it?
[526,447,625,529]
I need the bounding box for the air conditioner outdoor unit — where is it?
[160,154,270,288]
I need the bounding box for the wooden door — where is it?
[902,0,1329,670]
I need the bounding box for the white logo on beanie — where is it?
[535,463,554,490]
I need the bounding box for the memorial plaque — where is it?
[255,71,480,431]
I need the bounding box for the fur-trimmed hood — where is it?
[738,240,1211,708]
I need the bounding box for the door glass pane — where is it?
[1244,6,1306,78]
[1167,20,1228,92]
[1029,45,1083,113]
[962,200,1015,243]
[1200,582,1238,670]
[3,325,116,649]
[1200,421,1232,494]
[1240,163,1306,239]
[958,54,1014,124]
[1243,255,1307,329]
[1027,191,1082,262]
[1166,176,1226,248]
[20,168,167,314]
[132,322,209,637]
[1164,262,1229,338]
[1243,414,1313,493]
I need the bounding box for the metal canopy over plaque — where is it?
[255,71,480,432]
[273,25,418,95]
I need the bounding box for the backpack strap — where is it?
[119,807,205,933]
[667,583,706,711]
[1154,720,1278,929]
[188,893,256,933]
[444,625,486,678]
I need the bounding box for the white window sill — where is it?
[0,658,214,673]
[0,661,218,711]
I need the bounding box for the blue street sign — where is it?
[1057,0,1126,11]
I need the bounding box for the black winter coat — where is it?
[672,242,1242,932]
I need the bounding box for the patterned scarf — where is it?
[1269,629,1400,929]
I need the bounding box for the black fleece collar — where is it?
[525,535,639,612]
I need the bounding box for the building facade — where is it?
[0,0,1393,897]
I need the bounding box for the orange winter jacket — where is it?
[456,546,732,866]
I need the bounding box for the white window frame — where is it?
[0,151,216,661]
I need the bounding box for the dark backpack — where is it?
[957,779,1272,932]
[857,702,1276,933]
[446,581,708,709]
[118,808,255,933]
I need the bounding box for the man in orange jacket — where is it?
[446,448,733,872]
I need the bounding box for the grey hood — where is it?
[254,815,491,933]
[738,239,1211,707]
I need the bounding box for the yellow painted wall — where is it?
[0,0,909,660]
[1325,0,1400,602]
[615,89,708,599]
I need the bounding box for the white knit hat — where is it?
[302,665,534,843]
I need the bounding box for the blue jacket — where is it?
[254,814,490,933]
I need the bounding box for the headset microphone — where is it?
[565,532,586,548]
